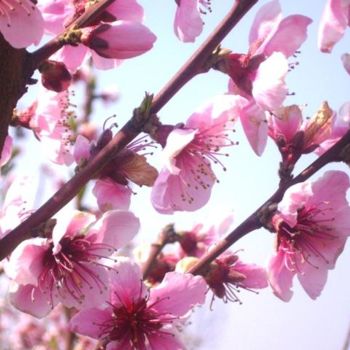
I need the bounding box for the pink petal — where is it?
[249,0,282,47]
[106,0,144,22]
[341,53,350,74]
[84,21,156,59]
[318,0,350,53]
[163,129,197,175]
[260,15,312,57]
[107,341,133,350]
[151,164,214,214]
[70,307,112,338]
[252,52,288,111]
[58,264,109,309]
[0,0,44,48]
[52,45,88,72]
[52,211,96,251]
[268,250,295,302]
[268,105,303,143]
[185,94,242,131]
[148,332,184,350]
[297,236,347,299]
[7,238,48,286]
[234,261,268,289]
[309,171,350,211]
[239,100,268,156]
[277,181,312,227]
[174,0,203,43]
[91,51,122,70]
[93,179,131,211]
[91,210,140,248]
[73,135,91,163]
[149,272,207,317]
[9,283,57,318]
[109,259,148,306]
[38,0,74,35]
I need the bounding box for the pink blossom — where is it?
[29,88,75,165]
[70,258,207,349]
[267,102,336,165]
[7,210,140,317]
[225,0,311,102]
[151,95,243,213]
[0,0,44,48]
[174,0,211,42]
[221,1,311,155]
[178,214,234,258]
[268,104,303,144]
[268,170,350,301]
[74,133,157,211]
[318,0,350,53]
[81,21,156,60]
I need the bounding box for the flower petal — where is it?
[149,272,207,316]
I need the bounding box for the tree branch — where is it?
[0,0,259,260]
[189,130,350,275]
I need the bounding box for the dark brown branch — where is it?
[0,37,29,163]
[0,0,259,261]
[150,0,258,114]
[189,130,350,275]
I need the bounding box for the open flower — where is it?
[70,258,207,349]
[0,0,44,48]
[216,0,311,155]
[151,95,244,213]
[7,210,140,317]
[268,170,350,301]
[174,0,211,42]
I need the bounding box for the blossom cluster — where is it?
[0,0,350,349]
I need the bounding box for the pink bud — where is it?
[81,20,156,59]
[39,60,71,92]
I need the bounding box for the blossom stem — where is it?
[0,0,259,260]
[142,224,178,279]
[189,130,350,276]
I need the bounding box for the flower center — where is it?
[38,234,114,306]
[278,205,337,271]
[98,295,177,349]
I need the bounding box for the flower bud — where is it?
[39,60,71,92]
[81,21,156,59]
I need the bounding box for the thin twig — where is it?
[189,130,350,275]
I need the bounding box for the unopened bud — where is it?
[39,60,71,92]
[81,21,156,59]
